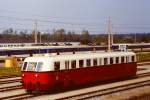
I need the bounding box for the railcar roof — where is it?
[24,51,135,62]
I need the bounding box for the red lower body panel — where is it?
[21,62,137,91]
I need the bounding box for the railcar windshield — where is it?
[22,62,27,71]
[35,62,43,71]
[27,62,37,71]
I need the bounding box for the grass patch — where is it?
[0,67,21,77]
[137,52,150,62]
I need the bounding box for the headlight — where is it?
[35,74,38,77]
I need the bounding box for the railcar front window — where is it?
[22,62,27,71]
[27,62,37,71]
[36,62,43,71]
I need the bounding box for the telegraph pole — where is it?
[40,32,41,43]
[134,33,136,43]
[111,30,113,45]
[107,17,113,52]
[34,21,38,43]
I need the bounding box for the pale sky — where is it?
[0,0,150,34]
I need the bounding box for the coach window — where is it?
[86,59,91,67]
[79,60,84,68]
[104,58,107,65]
[110,57,113,64]
[93,59,97,66]
[121,56,125,63]
[132,56,135,62]
[71,60,76,69]
[54,61,60,71]
[116,57,119,64]
[65,61,69,69]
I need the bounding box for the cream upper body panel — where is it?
[23,51,136,71]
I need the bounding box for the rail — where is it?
[60,78,150,100]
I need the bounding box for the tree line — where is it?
[0,28,150,45]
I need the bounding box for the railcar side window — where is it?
[22,62,27,71]
[71,60,76,69]
[116,57,119,64]
[110,57,113,64]
[36,62,43,71]
[121,56,124,63]
[79,60,84,68]
[132,56,135,62]
[86,59,91,67]
[65,61,69,69]
[54,62,60,70]
[27,62,37,71]
[104,58,107,65]
[93,59,97,66]
[126,56,129,63]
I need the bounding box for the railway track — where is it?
[1,78,150,100]
[28,72,150,100]
[0,72,150,99]
[0,77,22,92]
[137,62,150,66]
[0,75,20,79]
[60,80,150,100]
[57,78,150,100]
[0,79,21,84]
[137,72,150,77]
[0,93,36,100]
[0,85,22,92]
[0,64,149,100]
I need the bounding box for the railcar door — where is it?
[54,61,62,89]
[64,61,70,87]
[54,62,60,86]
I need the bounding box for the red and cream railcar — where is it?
[21,52,137,92]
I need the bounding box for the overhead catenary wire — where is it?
[1,16,150,28]
[0,15,105,27]
[0,15,150,34]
